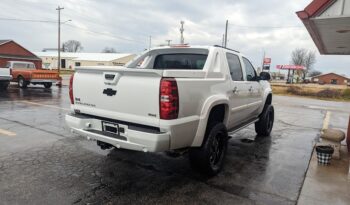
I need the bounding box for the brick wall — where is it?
[0,41,35,56]
[311,73,350,85]
[0,41,42,69]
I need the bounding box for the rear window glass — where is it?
[13,63,35,69]
[153,54,208,70]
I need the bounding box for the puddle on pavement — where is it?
[240,138,255,143]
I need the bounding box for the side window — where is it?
[242,57,257,81]
[137,55,151,68]
[27,63,35,69]
[13,63,24,69]
[226,53,243,81]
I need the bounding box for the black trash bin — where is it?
[316,145,334,165]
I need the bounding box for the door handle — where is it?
[232,87,238,94]
[249,86,253,92]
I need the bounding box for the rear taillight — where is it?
[69,73,75,104]
[160,78,179,120]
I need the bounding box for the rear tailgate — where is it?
[31,70,60,80]
[72,67,163,127]
[0,67,11,79]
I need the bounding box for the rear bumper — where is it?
[0,76,12,81]
[65,113,170,152]
[30,79,60,83]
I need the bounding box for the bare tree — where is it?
[62,40,83,52]
[304,51,316,77]
[291,48,307,66]
[290,48,317,80]
[308,70,322,77]
[102,47,117,53]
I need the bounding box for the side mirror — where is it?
[259,72,271,81]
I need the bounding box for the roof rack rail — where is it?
[213,45,240,53]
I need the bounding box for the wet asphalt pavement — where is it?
[1,83,350,205]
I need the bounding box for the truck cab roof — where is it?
[149,45,240,54]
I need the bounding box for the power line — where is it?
[0,16,152,38]
[63,14,153,37]
[64,23,145,44]
[228,23,304,29]
[0,17,56,23]
[0,16,145,45]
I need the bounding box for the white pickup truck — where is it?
[0,66,12,90]
[66,45,274,175]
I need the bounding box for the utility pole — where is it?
[180,21,185,44]
[149,36,152,50]
[56,6,64,74]
[222,34,225,47]
[166,40,172,46]
[287,69,291,84]
[261,49,266,71]
[224,20,228,47]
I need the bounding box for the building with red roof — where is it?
[297,0,350,55]
[0,40,42,68]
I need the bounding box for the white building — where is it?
[35,52,136,70]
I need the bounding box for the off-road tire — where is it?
[255,104,274,136]
[44,82,52,89]
[18,76,27,89]
[189,122,228,176]
[0,82,9,90]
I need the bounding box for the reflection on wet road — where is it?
[1,85,349,204]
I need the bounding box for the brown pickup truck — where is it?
[6,61,61,88]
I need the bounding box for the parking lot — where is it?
[1,84,350,205]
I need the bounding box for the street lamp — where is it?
[62,19,71,25]
[58,19,72,74]
[56,6,71,74]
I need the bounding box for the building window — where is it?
[75,62,81,66]
[331,79,337,84]
[97,63,105,66]
[43,63,51,69]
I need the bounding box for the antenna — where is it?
[224,20,228,48]
[180,21,185,44]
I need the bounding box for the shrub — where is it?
[343,89,350,99]
[286,86,302,95]
[317,89,342,98]
[286,86,316,96]
[281,85,349,101]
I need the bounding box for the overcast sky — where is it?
[1,0,350,76]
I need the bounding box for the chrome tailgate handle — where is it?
[104,72,121,85]
[105,74,115,80]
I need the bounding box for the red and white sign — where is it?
[276,65,305,70]
[263,58,271,64]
